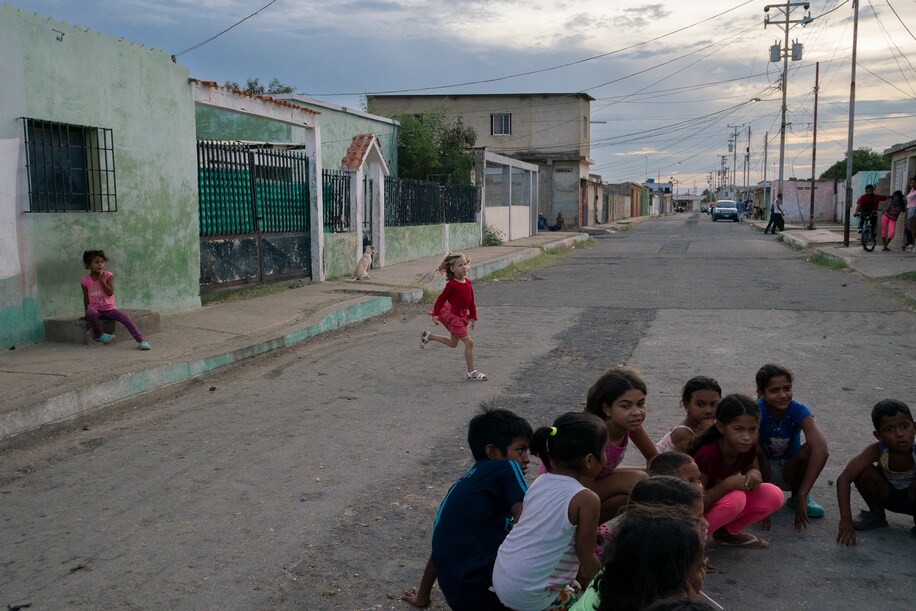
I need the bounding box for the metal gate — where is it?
[197,141,311,291]
[363,175,374,248]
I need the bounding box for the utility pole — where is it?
[843,0,860,247]
[744,126,751,204]
[808,62,820,230]
[763,132,769,210]
[764,2,813,206]
[728,124,744,198]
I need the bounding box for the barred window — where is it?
[490,113,511,136]
[22,118,117,212]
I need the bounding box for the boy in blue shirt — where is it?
[755,364,830,530]
[402,406,531,610]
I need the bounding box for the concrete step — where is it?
[44,309,161,345]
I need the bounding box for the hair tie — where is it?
[549,426,558,436]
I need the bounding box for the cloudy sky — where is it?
[12,0,916,193]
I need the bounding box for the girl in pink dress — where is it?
[421,252,486,381]
[80,250,150,350]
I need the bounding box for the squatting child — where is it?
[836,399,916,546]
[402,406,532,610]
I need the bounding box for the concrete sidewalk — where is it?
[743,217,916,280]
[0,231,589,441]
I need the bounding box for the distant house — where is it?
[884,139,916,194]
[368,93,595,227]
[1,5,200,347]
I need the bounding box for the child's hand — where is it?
[761,516,772,531]
[468,320,475,331]
[836,518,856,546]
[744,469,762,491]
[400,587,431,608]
[724,473,746,491]
[432,316,440,326]
[794,499,810,531]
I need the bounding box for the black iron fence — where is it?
[384,177,476,227]
[322,169,351,232]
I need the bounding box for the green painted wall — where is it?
[0,6,201,346]
[384,223,478,266]
[283,99,398,175]
[324,233,359,280]
[195,106,308,144]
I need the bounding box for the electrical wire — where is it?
[174,0,279,58]
[884,0,916,40]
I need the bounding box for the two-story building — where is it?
[367,93,595,227]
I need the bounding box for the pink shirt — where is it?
[907,189,916,210]
[81,272,116,310]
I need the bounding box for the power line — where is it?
[311,1,756,96]
[884,0,916,40]
[174,0,279,58]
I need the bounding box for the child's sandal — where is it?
[467,370,488,381]
[420,331,430,348]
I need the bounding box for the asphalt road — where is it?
[1,214,914,610]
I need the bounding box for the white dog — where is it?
[352,245,375,280]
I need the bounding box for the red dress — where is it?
[431,279,477,338]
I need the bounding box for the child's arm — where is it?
[794,415,829,530]
[569,489,601,586]
[81,285,89,312]
[401,555,436,608]
[510,500,523,524]
[836,443,881,546]
[98,271,114,296]
[631,427,660,465]
[700,472,747,510]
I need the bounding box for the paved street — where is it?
[2,214,914,610]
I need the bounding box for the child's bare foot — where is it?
[713,530,769,549]
[400,587,431,608]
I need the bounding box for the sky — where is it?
[11,0,916,194]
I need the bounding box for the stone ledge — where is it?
[44,310,161,345]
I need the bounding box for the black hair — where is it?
[864,184,874,190]
[892,190,904,201]
[83,249,107,266]
[530,411,606,474]
[630,475,702,508]
[596,505,705,611]
[681,376,721,406]
[649,452,695,477]
[645,597,716,611]
[467,405,533,460]
[755,363,793,393]
[689,394,760,455]
[585,367,647,418]
[870,399,913,430]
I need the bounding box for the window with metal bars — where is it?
[22,118,117,212]
[490,113,511,136]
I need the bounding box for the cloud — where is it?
[614,3,671,29]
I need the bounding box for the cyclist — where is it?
[854,185,888,234]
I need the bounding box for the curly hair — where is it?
[437,252,469,280]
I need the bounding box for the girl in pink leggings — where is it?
[81,250,150,350]
[690,394,784,549]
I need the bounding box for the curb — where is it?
[0,295,393,440]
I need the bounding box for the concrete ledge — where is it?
[2,297,391,440]
[44,310,161,345]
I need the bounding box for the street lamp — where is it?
[644,156,648,182]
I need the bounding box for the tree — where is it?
[223,77,295,96]
[390,108,476,184]
[819,147,890,180]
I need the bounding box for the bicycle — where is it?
[858,210,878,252]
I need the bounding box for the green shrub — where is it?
[482,223,506,246]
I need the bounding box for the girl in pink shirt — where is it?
[81,250,150,350]
[421,252,485,381]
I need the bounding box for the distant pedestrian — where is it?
[80,250,150,350]
[421,252,487,381]
[835,399,915,546]
[881,191,905,251]
[763,193,784,234]
[905,177,916,252]
[551,212,565,231]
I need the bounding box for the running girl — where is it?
[421,252,486,381]
[493,412,606,611]
[657,376,722,454]
[690,394,784,549]
[81,250,150,350]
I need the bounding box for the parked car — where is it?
[711,200,739,222]
[700,204,709,213]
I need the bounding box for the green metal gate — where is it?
[197,141,311,290]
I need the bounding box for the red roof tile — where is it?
[189,78,320,115]
[340,133,377,171]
